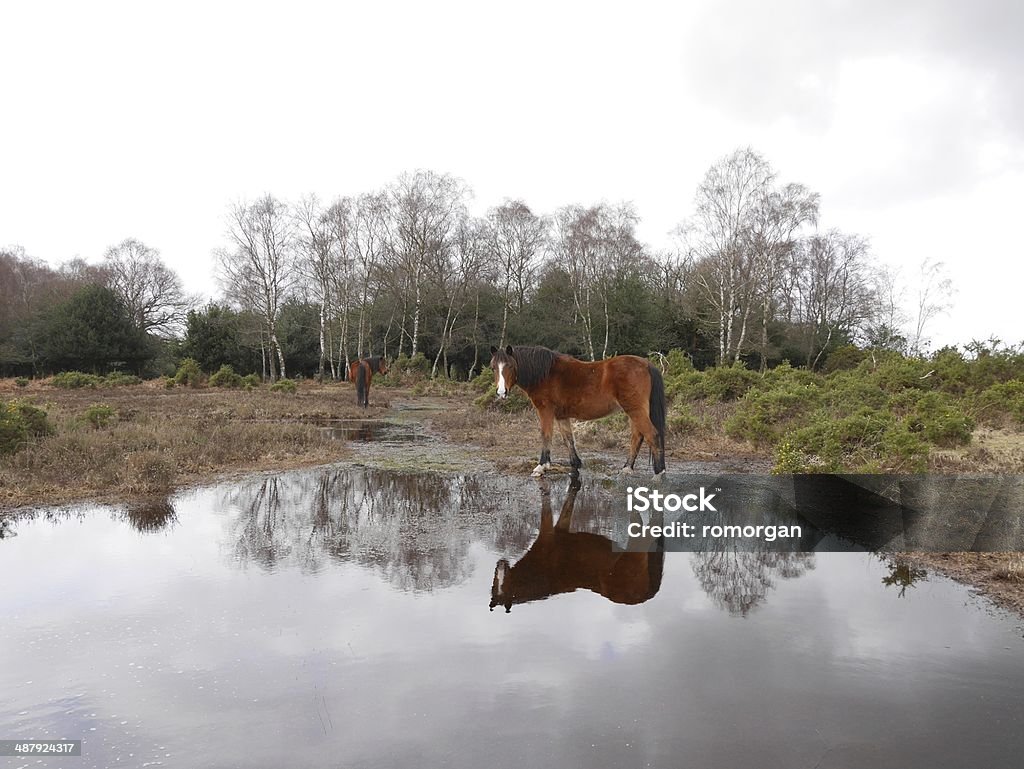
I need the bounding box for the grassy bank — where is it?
[0,378,392,509]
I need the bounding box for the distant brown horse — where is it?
[349,356,387,407]
[489,344,666,476]
[490,477,664,612]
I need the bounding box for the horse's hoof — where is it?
[618,465,635,476]
[531,463,552,477]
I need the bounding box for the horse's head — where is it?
[376,357,388,376]
[489,345,517,399]
[489,558,514,613]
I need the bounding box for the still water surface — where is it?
[2,466,1023,769]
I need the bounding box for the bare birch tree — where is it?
[388,170,470,358]
[294,196,336,381]
[220,195,296,381]
[910,258,955,356]
[352,191,390,358]
[691,148,775,365]
[794,229,875,369]
[430,216,487,378]
[486,200,547,346]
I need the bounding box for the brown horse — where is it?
[490,476,664,612]
[489,344,666,476]
[349,356,387,407]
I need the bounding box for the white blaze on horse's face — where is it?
[496,362,508,399]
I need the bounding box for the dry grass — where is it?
[0,378,392,509]
[930,426,1024,473]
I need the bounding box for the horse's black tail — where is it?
[355,362,368,407]
[648,363,667,474]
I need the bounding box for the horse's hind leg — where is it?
[622,424,645,473]
[532,408,555,477]
[556,419,583,471]
[625,410,660,474]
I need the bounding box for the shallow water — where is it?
[2,466,1023,769]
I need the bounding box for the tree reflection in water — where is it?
[121,497,178,533]
[691,550,815,616]
[221,468,543,592]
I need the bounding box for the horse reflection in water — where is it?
[490,476,664,613]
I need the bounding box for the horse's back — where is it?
[544,354,651,419]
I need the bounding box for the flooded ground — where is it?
[2,463,1024,769]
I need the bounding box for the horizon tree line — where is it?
[0,148,960,380]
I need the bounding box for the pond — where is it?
[2,466,1023,769]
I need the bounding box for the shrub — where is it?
[270,378,297,394]
[773,407,929,474]
[83,403,117,429]
[209,364,243,388]
[51,371,102,389]
[867,356,934,394]
[899,391,974,447]
[163,376,176,389]
[174,358,203,388]
[384,352,431,386]
[701,363,759,402]
[668,404,701,434]
[725,382,823,446]
[664,369,705,402]
[14,377,29,388]
[12,401,51,437]
[124,451,177,494]
[0,407,28,455]
[241,373,261,388]
[821,345,867,374]
[474,388,531,413]
[974,380,1024,426]
[103,371,142,386]
[823,370,889,411]
[470,368,495,393]
[0,400,51,455]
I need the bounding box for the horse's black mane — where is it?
[508,345,561,388]
[365,356,383,372]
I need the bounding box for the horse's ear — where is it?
[489,346,497,355]
[505,345,514,356]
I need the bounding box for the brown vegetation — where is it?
[0,379,390,509]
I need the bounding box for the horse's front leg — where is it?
[556,419,583,472]
[532,408,555,477]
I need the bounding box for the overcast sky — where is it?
[2,0,1021,348]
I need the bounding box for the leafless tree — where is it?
[691,148,776,364]
[219,195,297,381]
[294,196,337,381]
[352,191,390,358]
[554,203,644,360]
[747,183,819,369]
[430,216,487,378]
[324,198,356,374]
[910,258,955,356]
[792,229,875,369]
[486,200,547,346]
[387,170,471,358]
[102,238,192,336]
